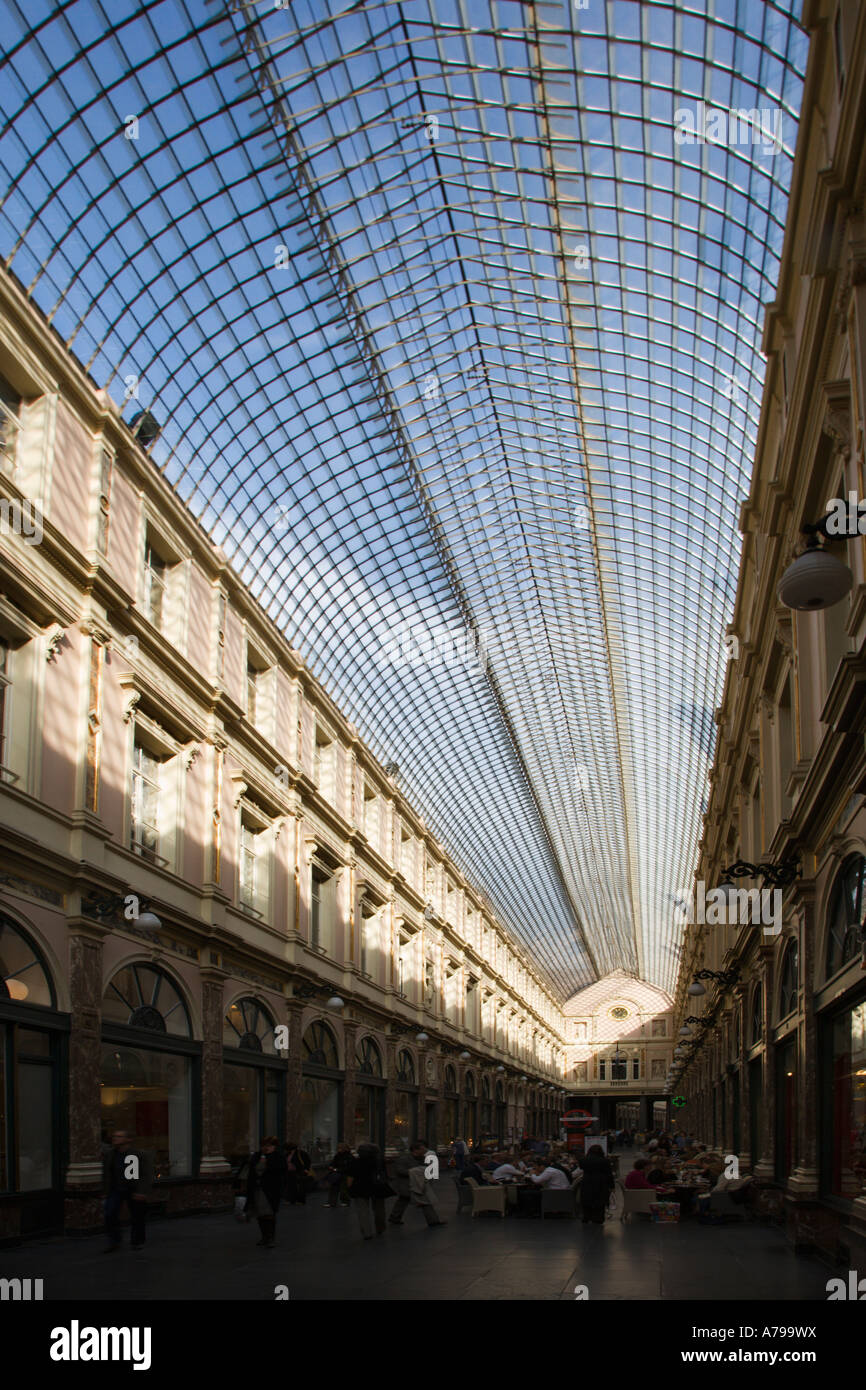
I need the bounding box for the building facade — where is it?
[563,971,674,1131]
[0,273,567,1238]
[671,0,866,1266]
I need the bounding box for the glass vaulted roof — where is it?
[0,0,807,999]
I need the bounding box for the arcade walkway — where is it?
[5,1178,827,1302]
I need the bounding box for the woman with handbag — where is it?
[246,1137,289,1248]
[284,1140,313,1205]
[345,1142,392,1239]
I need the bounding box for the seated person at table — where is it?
[491,1160,524,1182]
[697,1168,753,1214]
[624,1159,664,1190]
[529,1160,571,1189]
[647,1159,673,1186]
[459,1158,487,1185]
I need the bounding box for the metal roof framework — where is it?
[0,0,807,998]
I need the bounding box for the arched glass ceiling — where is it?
[0,0,807,999]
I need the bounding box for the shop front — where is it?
[222,997,284,1167]
[300,1020,343,1164]
[0,914,66,1237]
[354,1035,385,1151]
[394,1048,418,1151]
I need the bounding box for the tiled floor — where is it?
[3,1178,828,1302]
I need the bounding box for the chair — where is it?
[455,1180,473,1213]
[708,1180,752,1222]
[465,1177,506,1217]
[617,1180,657,1221]
[541,1183,578,1218]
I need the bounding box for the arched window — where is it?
[223,998,276,1053]
[826,855,866,978]
[751,983,763,1046]
[302,1020,339,1069]
[464,1070,476,1097]
[481,1075,491,1100]
[779,940,799,1020]
[396,1048,415,1084]
[103,963,191,1036]
[444,1064,457,1093]
[355,1036,383,1077]
[101,964,193,1180]
[0,916,55,1007]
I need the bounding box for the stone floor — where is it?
[4,1177,829,1301]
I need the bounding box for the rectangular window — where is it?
[0,375,21,475]
[247,663,258,725]
[0,640,9,771]
[100,1044,191,1178]
[598,1058,606,1081]
[363,785,379,845]
[143,541,167,629]
[311,867,330,952]
[632,1057,640,1080]
[239,820,258,912]
[397,936,408,997]
[131,744,161,861]
[314,726,335,802]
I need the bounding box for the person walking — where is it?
[325,1141,352,1208]
[579,1143,615,1225]
[103,1130,153,1253]
[346,1142,390,1239]
[246,1136,289,1248]
[284,1140,313,1205]
[452,1136,468,1174]
[388,1140,447,1228]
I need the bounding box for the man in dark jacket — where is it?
[283,1141,312,1205]
[388,1140,447,1227]
[325,1142,352,1208]
[579,1144,615,1225]
[103,1130,154,1253]
[247,1137,289,1247]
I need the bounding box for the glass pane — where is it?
[17,1028,51,1057]
[0,1025,7,1189]
[0,918,53,1007]
[222,1063,260,1165]
[101,1045,192,1177]
[830,1002,866,1200]
[17,1061,52,1190]
[300,1077,340,1164]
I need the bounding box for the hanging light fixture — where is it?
[777,527,853,610]
[325,995,344,1011]
[416,1031,429,1043]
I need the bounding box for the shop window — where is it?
[778,940,799,1020]
[397,1049,416,1084]
[356,1036,383,1077]
[222,998,281,1165]
[751,983,763,1045]
[0,915,55,1007]
[102,964,193,1179]
[302,1020,339,1069]
[223,997,277,1053]
[0,920,59,1200]
[826,855,866,979]
[826,999,866,1200]
[103,963,191,1037]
